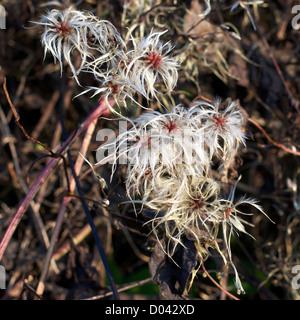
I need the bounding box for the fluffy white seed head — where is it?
[33,7,122,82]
[191,99,246,162]
[99,104,211,193]
[125,30,180,99]
[143,174,221,256]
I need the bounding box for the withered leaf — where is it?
[149,237,201,299]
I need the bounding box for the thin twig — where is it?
[3,78,72,188]
[201,264,240,300]
[21,279,43,300]
[31,90,60,140]
[220,271,229,300]
[82,277,153,300]
[122,229,150,262]
[248,117,300,156]
[3,78,54,155]
[52,215,105,261]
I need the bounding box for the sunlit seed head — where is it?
[145,51,163,69]
[192,196,205,210]
[56,21,71,35]
[225,207,233,219]
[163,120,178,133]
[213,114,227,129]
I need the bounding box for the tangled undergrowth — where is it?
[0,0,300,300]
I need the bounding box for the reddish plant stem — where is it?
[201,264,240,301]
[0,97,112,262]
[35,113,100,297]
[248,117,300,156]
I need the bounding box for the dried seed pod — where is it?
[100,198,110,207]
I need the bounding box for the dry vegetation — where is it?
[0,0,300,300]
